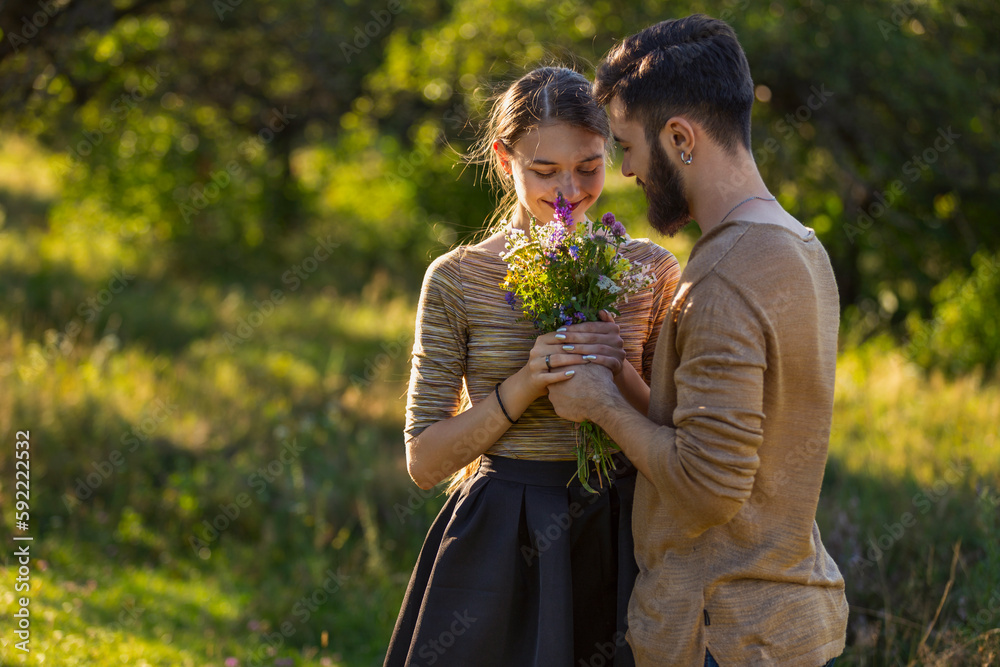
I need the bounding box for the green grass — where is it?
[0,540,363,666]
[1,542,248,665]
[3,312,998,665]
[821,339,1000,666]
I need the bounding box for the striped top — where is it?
[405,238,681,460]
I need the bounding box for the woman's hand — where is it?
[557,310,627,377]
[510,311,626,404]
[514,330,584,401]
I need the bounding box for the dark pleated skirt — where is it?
[385,454,638,667]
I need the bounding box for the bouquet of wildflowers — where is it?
[501,193,655,492]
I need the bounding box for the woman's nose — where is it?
[558,174,581,199]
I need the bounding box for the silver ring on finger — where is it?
[545,354,552,372]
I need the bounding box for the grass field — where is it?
[3,301,998,666]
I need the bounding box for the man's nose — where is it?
[621,154,634,178]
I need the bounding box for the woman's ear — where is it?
[493,140,511,175]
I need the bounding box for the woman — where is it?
[385,66,680,666]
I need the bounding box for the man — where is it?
[547,15,848,667]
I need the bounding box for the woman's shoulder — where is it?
[423,242,501,283]
[417,248,466,299]
[471,229,508,255]
[426,244,467,270]
[623,237,678,266]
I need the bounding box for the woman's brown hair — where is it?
[465,65,611,237]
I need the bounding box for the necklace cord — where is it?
[719,195,777,226]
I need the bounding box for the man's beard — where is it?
[641,139,692,237]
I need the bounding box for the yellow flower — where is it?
[615,257,631,277]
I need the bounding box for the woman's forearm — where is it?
[615,361,651,415]
[406,369,539,489]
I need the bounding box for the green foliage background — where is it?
[0,0,998,665]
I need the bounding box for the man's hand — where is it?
[546,362,619,423]
[549,361,660,483]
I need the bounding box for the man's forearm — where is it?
[591,389,666,484]
[591,390,758,537]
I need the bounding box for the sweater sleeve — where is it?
[646,272,765,537]
[404,252,469,440]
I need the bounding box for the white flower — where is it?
[597,274,622,293]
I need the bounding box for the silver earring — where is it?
[680,151,693,165]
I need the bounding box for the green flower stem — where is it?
[571,420,621,494]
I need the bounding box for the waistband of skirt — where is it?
[478,452,635,487]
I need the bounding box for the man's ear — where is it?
[658,117,696,159]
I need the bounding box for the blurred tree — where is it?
[907,248,1000,376]
[0,0,441,279]
[1,0,998,325]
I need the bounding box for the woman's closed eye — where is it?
[533,167,600,178]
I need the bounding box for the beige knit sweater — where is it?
[628,220,848,666]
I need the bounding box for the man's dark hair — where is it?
[594,14,754,154]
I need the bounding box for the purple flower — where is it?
[547,222,568,248]
[602,211,626,237]
[568,244,579,259]
[574,311,587,322]
[554,192,574,226]
[504,291,518,310]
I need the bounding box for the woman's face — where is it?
[500,122,606,229]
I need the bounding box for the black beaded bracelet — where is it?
[494,382,518,425]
